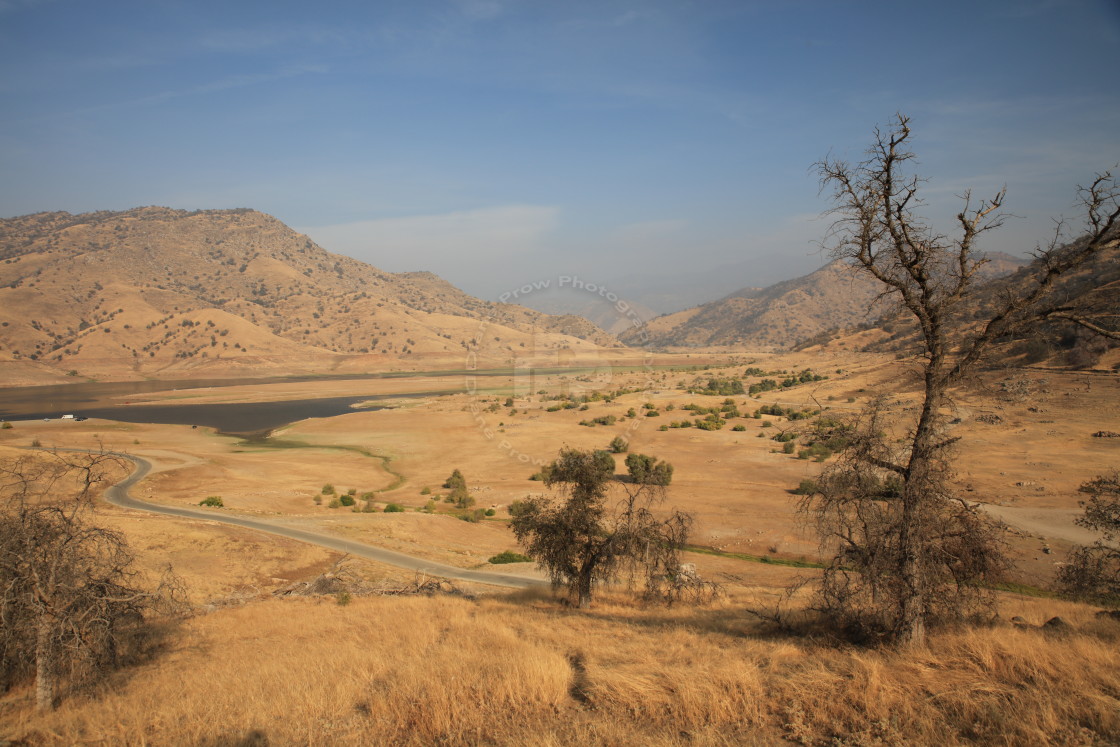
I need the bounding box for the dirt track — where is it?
[77,448,547,590]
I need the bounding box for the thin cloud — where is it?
[298,204,561,272]
[608,219,687,245]
[19,65,328,125]
[0,0,56,13]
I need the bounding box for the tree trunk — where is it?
[895,370,944,648]
[896,546,927,648]
[35,615,56,711]
[575,563,594,609]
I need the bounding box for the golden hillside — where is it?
[622,260,883,350]
[0,207,618,382]
[624,254,1030,351]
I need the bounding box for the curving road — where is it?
[79,449,545,590]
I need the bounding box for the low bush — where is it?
[793,478,818,495]
[383,503,405,513]
[488,550,532,564]
[199,495,223,507]
[458,509,487,523]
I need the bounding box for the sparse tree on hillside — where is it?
[442,468,473,507]
[511,447,691,608]
[807,114,1119,647]
[0,451,183,710]
[443,469,465,491]
[1057,472,1120,606]
[625,452,674,486]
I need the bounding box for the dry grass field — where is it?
[2,348,1119,744]
[4,591,1120,745]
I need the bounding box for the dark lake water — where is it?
[0,366,594,436]
[1,396,409,436]
[0,375,452,435]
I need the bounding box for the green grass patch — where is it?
[232,437,406,492]
[684,545,825,569]
[988,581,1057,598]
[488,550,532,564]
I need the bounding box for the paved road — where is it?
[85,449,545,590]
[976,502,1100,546]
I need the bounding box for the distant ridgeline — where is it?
[0,207,618,378]
[623,252,1037,353]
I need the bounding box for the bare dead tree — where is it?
[810,114,1119,647]
[0,451,184,710]
[800,397,1009,642]
[511,448,694,608]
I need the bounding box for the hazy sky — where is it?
[2,0,1118,308]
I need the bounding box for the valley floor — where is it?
[1,350,1118,744]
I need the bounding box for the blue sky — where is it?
[2,0,1118,310]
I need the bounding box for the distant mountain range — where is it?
[619,253,1030,350]
[0,205,1065,384]
[0,207,617,382]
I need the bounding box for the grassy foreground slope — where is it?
[5,591,1119,745]
[3,350,1119,744]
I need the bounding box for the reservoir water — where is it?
[0,365,598,435]
[0,374,453,435]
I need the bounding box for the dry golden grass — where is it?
[3,351,1119,744]
[3,591,1118,746]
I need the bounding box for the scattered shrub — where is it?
[443,469,466,491]
[198,495,223,507]
[488,550,532,564]
[339,495,356,507]
[793,479,818,495]
[626,453,674,486]
[458,509,487,523]
[383,503,405,513]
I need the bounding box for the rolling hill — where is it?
[621,254,1030,351]
[0,207,618,383]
